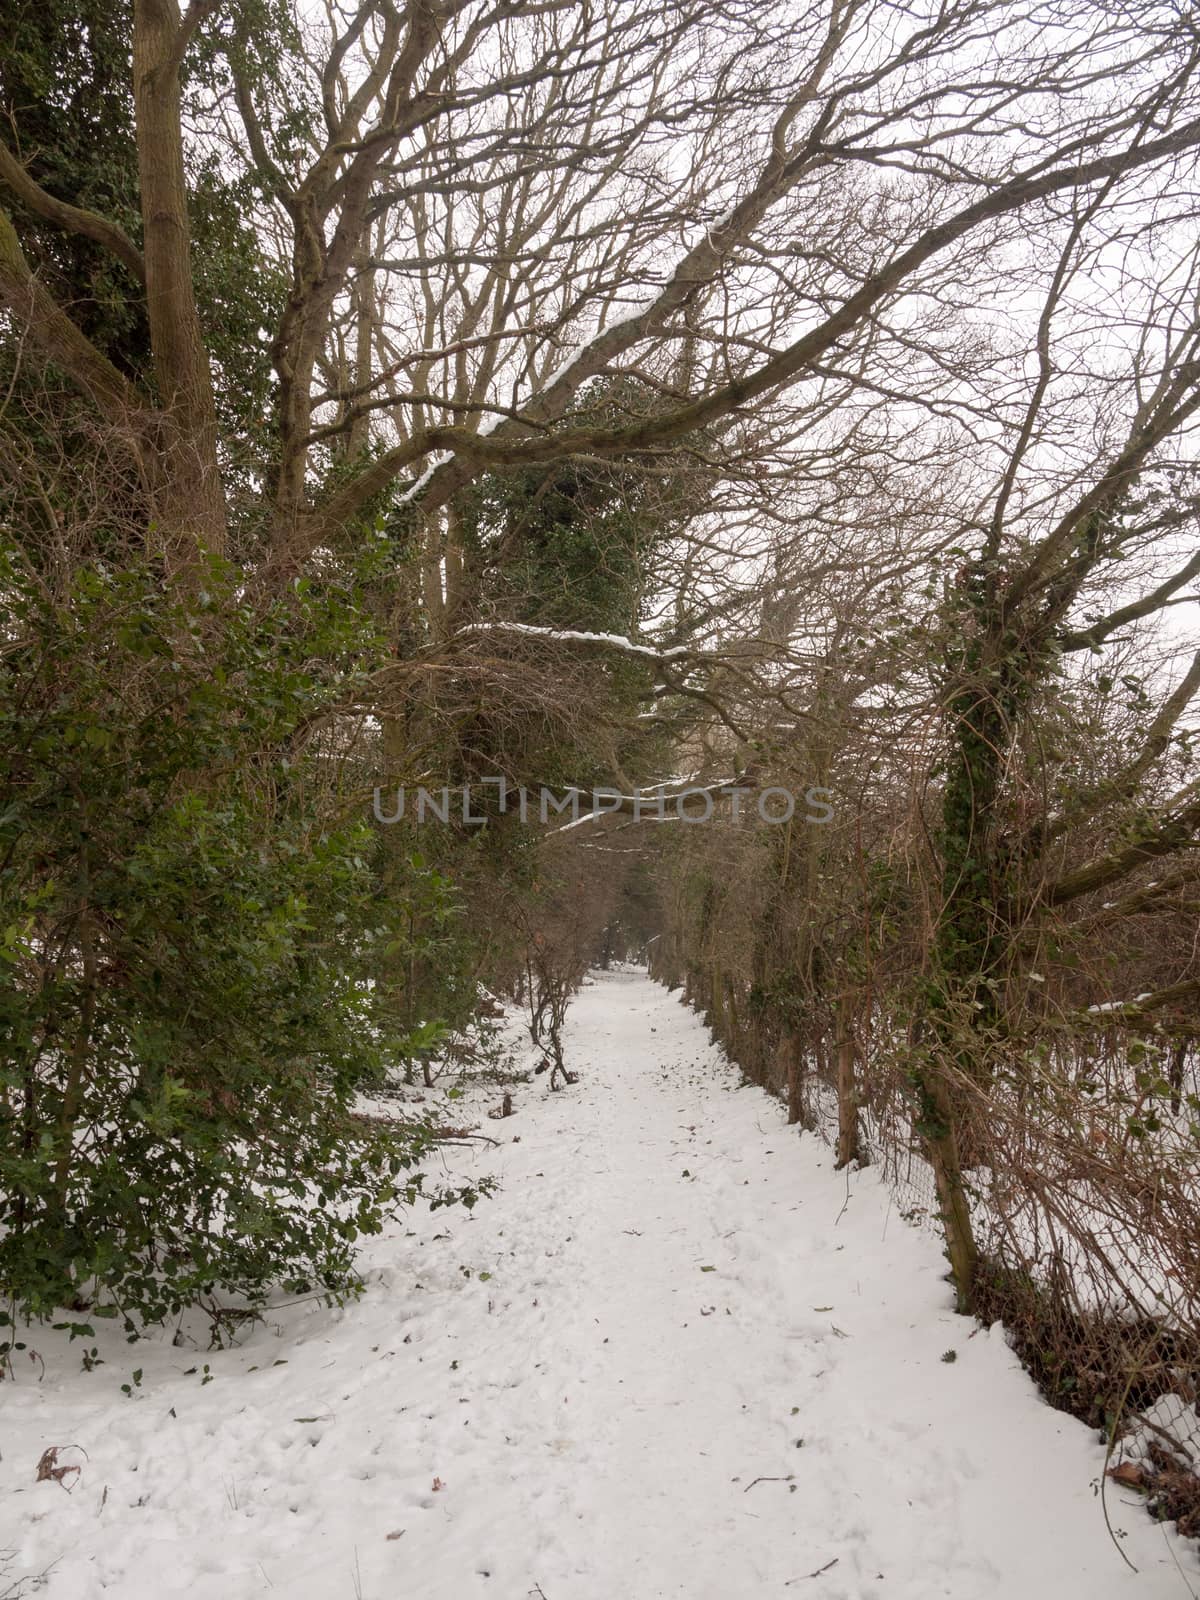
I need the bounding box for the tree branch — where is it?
[0,204,144,415]
[0,140,146,286]
[1058,548,1200,651]
[1035,650,1200,851]
[1040,790,1200,909]
[310,107,1200,561]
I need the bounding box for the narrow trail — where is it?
[2,970,1189,1599]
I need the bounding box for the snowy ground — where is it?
[2,968,1194,1599]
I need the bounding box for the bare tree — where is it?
[6,0,1200,604]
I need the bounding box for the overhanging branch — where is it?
[0,140,146,286]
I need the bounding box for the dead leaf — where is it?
[1108,1461,1147,1489]
[36,1445,84,1489]
[432,1476,445,1491]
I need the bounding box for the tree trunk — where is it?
[783,1033,810,1128]
[1169,1038,1187,1115]
[707,959,724,1043]
[132,0,226,566]
[913,1057,979,1313]
[834,992,860,1169]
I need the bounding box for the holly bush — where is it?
[0,544,472,1338]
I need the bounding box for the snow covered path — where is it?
[2,969,1192,1599]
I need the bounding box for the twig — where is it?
[786,1557,839,1582]
[743,1475,793,1492]
[835,1163,852,1226]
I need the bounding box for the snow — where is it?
[457,620,691,660]
[390,405,510,504]
[533,203,757,399]
[394,453,451,507]
[551,778,738,834]
[0,970,1191,1599]
[1086,994,1154,1014]
[536,290,661,393]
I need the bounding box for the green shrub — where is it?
[0,546,471,1337]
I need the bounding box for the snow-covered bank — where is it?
[1,970,1192,1598]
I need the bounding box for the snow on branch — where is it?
[550,778,742,835]
[456,621,693,662]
